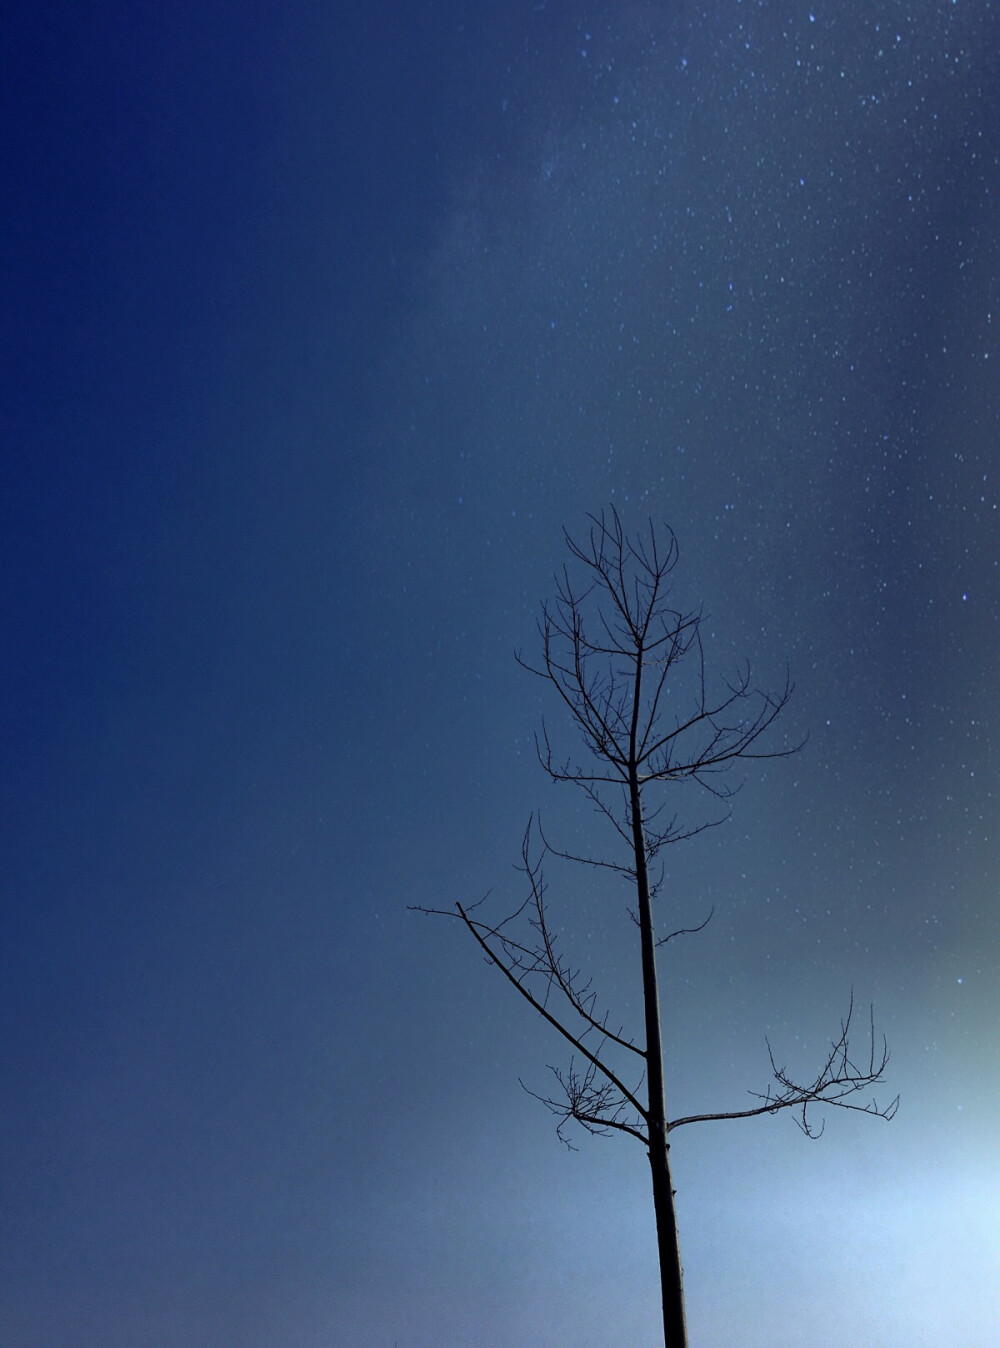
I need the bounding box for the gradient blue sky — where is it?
[2,2,998,1345]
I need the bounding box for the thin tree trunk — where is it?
[630,752,688,1345]
[647,1122,687,1346]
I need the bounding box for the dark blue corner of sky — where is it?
[3,0,456,803]
[1,0,554,716]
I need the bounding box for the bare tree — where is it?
[415,508,896,1347]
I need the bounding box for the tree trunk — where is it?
[630,764,688,1347]
[648,1121,687,1347]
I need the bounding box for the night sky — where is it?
[2,2,998,1345]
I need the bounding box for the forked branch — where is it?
[668,994,898,1136]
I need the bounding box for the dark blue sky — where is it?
[3,2,998,1345]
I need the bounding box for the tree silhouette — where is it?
[416,508,896,1346]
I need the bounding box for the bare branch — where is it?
[668,996,897,1135]
[656,907,714,948]
[447,895,648,1118]
[535,814,636,880]
[521,1060,649,1149]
